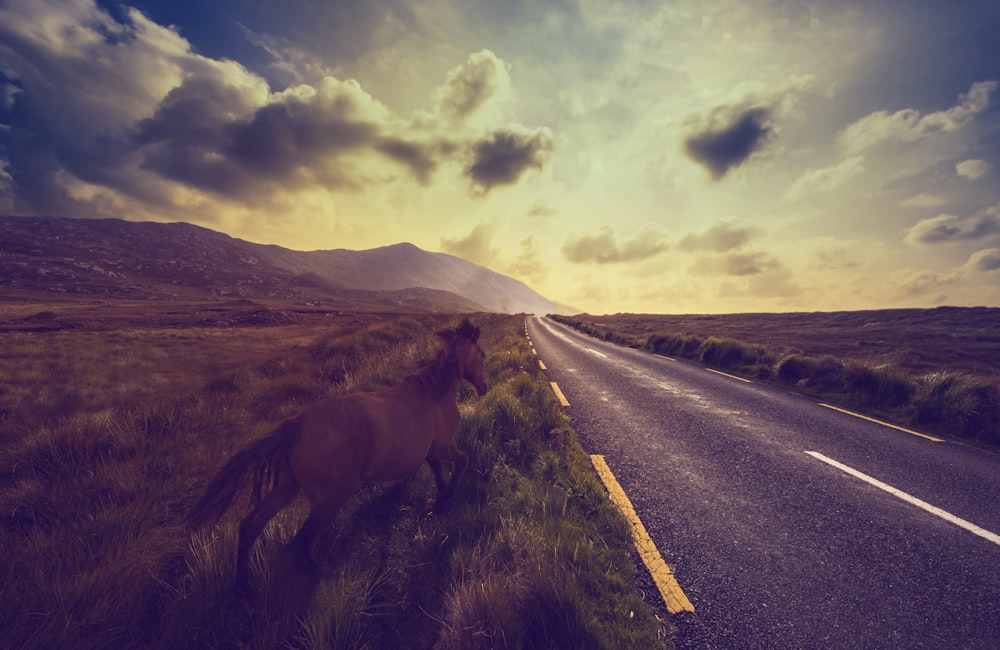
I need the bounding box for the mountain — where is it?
[0,215,555,314]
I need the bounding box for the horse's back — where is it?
[286,396,373,496]
[287,388,438,494]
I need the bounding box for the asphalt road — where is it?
[526,315,1000,649]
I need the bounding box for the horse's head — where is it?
[439,318,488,395]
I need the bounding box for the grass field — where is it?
[551,308,1000,446]
[0,301,668,649]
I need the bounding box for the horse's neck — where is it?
[403,373,461,403]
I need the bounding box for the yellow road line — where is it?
[706,368,752,383]
[590,455,695,614]
[819,403,944,442]
[550,381,570,406]
[532,347,538,355]
[538,359,547,370]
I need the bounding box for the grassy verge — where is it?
[0,312,667,648]
[551,314,1000,446]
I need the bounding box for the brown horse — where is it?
[186,318,487,595]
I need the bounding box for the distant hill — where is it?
[0,216,555,314]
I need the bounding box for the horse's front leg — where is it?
[441,449,467,503]
[427,444,467,509]
[426,459,448,494]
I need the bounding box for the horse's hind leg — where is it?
[234,460,299,596]
[287,491,352,571]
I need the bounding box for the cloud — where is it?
[901,193,946,208]
[893,268,953,299]
[786,155,864,200]
[717,266,801,300]
[691,251,780,276]
[3,0,414,208]
[464,125,554,193]
[838,81,997,154]
[892,248,1000,302]
[525,202,556,218]
[228,0,422,68]
[905,205,1000,244]
[134,75,452,198]
[375,137,446,185]
[433,49,512,123]
[562,226,668,264]
[956,159,992,180]
[679,222,757,253]
[813,246,860,270]
[0,0,557,219]
[440,221,499,267]
[0,0,202,212]
[790,81,997,198]
[506,235,547,283]
[965,248,1000,272]
[683,105,775,179]
[441,224,548,282]
[905,215,969,244]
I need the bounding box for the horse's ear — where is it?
[445,318,479,343]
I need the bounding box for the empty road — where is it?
[527,316,1000,649]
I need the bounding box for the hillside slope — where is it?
[0,216,554,313]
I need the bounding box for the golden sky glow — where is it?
[1,0,999,313]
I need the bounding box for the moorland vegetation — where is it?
[551,309,1000,446]
[0,303,667,649]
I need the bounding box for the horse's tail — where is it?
[185,418,303,532]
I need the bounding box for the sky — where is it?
[1,0,999,314]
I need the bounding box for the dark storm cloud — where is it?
[134,76,261,196]
[135,76,442,196]
[226,97,377,177]
[905,206,1000,245]
[464,126,553,192]
[3,95,157,216]
[0,0,555,215]
[684,106,775,179]
[375,138,446,185]
[562,226,668,264]
[0,0,191,214]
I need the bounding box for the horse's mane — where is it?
[414,349,459,399]
[411,318,479,399]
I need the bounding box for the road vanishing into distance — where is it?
[526,316,1000,649]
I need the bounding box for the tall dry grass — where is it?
[0,312,667,649]
[555,315,1000,445]
[0,324,331,442]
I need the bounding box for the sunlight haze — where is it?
[1,0,998,313]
